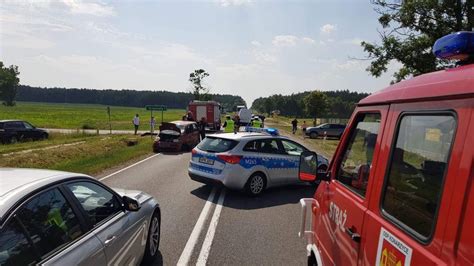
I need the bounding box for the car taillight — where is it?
[217,154,242,164]
[191,149,198,155]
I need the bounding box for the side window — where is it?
[0,219,38,265]
[281,140,305,156]
[23,122,33,129]
[320,124,330,129]
[336,113,381,197]
[243,140,258,152]
[15,188,83,259]
[12,122,25,129]
[382,115,456,240]
[257,139,282,154]
[66,182,122,226]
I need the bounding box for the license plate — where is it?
[199,157,214,165]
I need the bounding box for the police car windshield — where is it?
[197,137,238,153]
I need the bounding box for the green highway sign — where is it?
[145,105,167,111]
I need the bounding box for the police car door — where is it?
[255,138,288,185]
[317,107,387,265]
[279,139,305,184]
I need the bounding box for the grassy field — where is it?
[0,134,154,175]
[0,102,185,130]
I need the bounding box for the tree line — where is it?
[16,85,246,111]
[251,90,369,118]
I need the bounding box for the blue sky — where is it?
[0,0,400,105]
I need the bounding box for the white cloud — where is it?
[320,24,337,34]
[302,37,316,44]
[217,0,252,7]
[334,60,364,71]
[272,35,298,47]
[343,38,364,46]
[61,0,116,16]
[253,51,277,64]
[251,40,262,47]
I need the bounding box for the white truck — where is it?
[237,106,252,126]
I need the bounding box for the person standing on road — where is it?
[133,114,140,135]
[199,117,206,141]
[302,121,308,137]
[233,115,240,133]
[223,115,234,133]
[291,118,298,134]
[150,116,156,134]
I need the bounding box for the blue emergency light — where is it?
[433,31,474,60]
[245,126,279,136]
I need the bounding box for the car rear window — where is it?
[197,137,238,153]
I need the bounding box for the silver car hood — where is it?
[112,188,153,204]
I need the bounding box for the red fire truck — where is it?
[187,101,222,131]
[297,32,474,265]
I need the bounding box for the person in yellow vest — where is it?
[251,118,262,128]
[223,115,235,133]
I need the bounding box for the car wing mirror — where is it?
[298,151,319,182]
[122,196,141,212]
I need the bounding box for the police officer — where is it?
[252,118,262,128]
[222,115,234,133]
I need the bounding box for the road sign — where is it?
[146,105,167,111]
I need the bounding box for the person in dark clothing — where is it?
[199,117,206,141]
[291,118,298,134]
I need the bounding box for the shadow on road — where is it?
[141,250,163,266]
[158,151,190,155]
[190,184,316,210]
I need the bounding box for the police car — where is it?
[188,128,329,195]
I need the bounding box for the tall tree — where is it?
[362,0,472,83]
[303,91,329,119]
[189,69,210,100]
[0,62,20,106]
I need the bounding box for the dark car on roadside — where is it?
[153,121,200,152]
[305,123,346,139]
[0,120,49,144]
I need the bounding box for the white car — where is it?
[188,131,329,195]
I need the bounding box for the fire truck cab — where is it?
[298,32,474,265]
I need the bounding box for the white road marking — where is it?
[177,187,218,265]
[98,153,161,181]
[196,189,226,266]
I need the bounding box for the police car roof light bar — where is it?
[245,126,280,136]
[433,31,474,61]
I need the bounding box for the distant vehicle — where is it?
[0,120,49,144]
[187,101,222,131]
[238,108,252,126]
[153,121,200,152]
[0,168,161,265]
[236,105,246,112]
[305,123,346,139]
[188,131,329,196]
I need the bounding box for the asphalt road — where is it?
[96,150,316,265]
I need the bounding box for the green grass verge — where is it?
[0,102,185,130]
[0,133,98,155]
[0,135,154,175]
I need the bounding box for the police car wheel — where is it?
[246,173,266,196]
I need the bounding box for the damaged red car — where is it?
[153,121,200,152]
